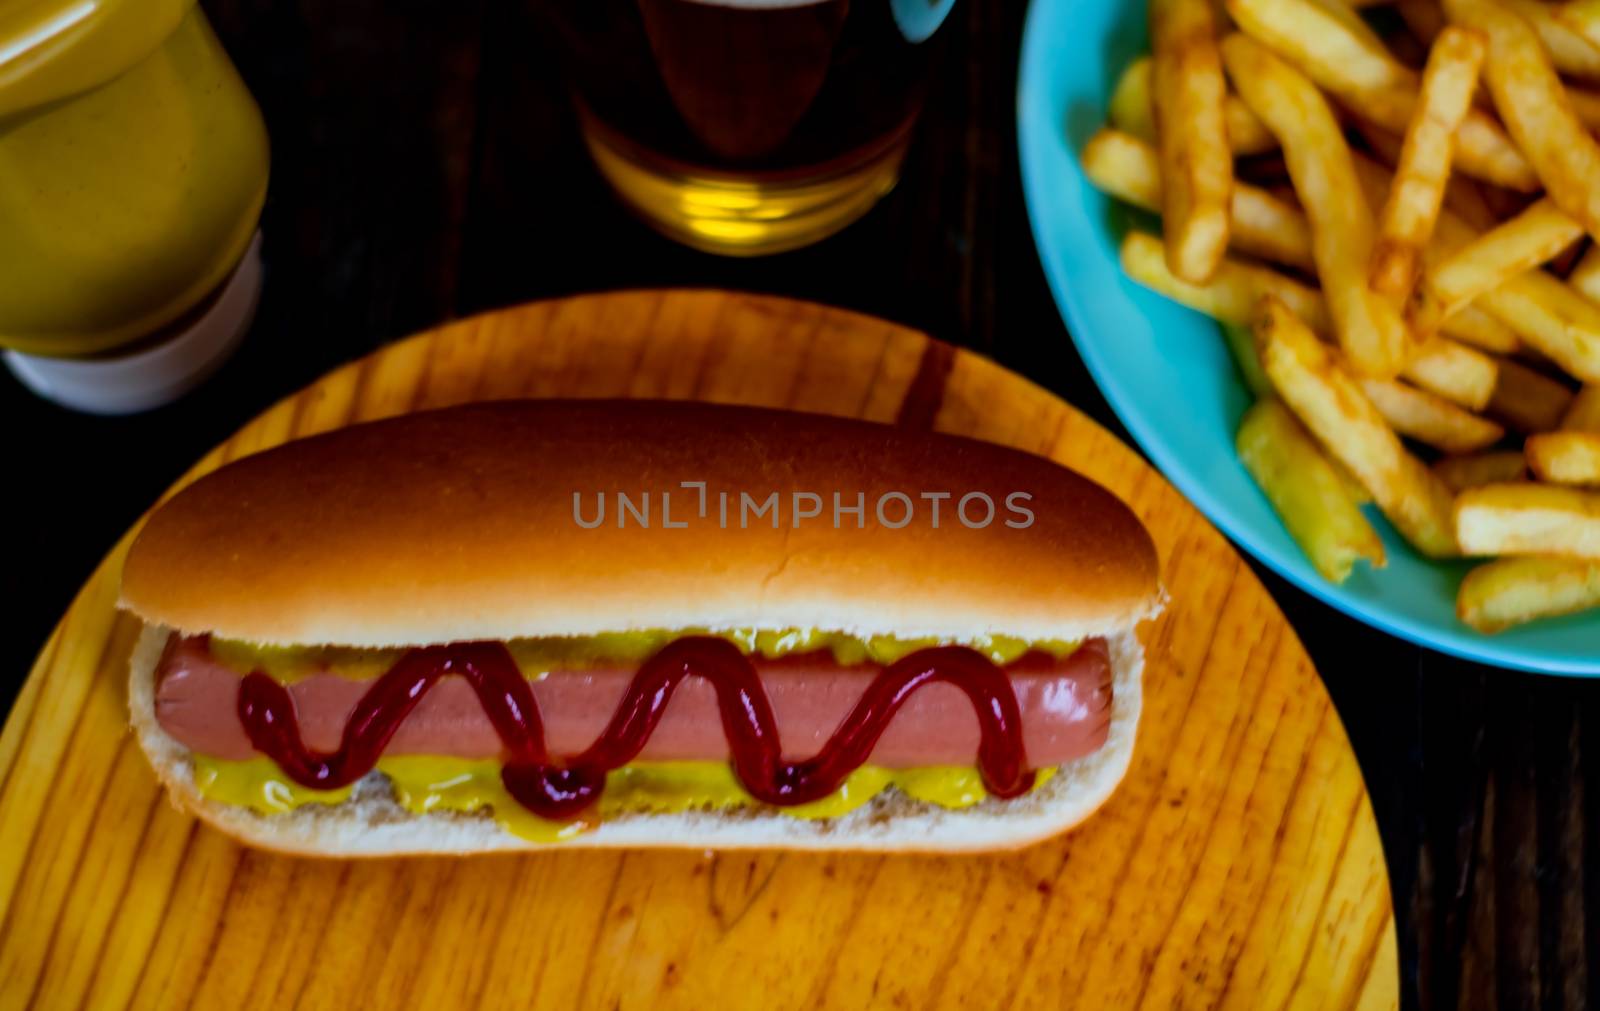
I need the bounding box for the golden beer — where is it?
[544,0,957,254]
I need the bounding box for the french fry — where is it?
[1229,0,1538,190]
[1563,82,1600,135]
[1109,58,1277,157]
[1109,59,1158,143]
[1226,189,1317,272]
[1224,101,1279,160]
[1255,296,1459,556]
[1564,384,1600,430]
[1358,377,1507,452]
[1350,121,1497,230]
[1080,130,1315,270]
[1435,450,1529,491]
[1128,215,1494,403]
[1501,0,1600,81]
[1351,120,1506,238]
[1237,399,1387,582]
[1527,431,1600,485]
[1240,307,1376,509]
[1455,482,1600,557]
[1128,150,1501,398]
[1445,0,1600,242]
[1151,0,1234,282]
[1120,231,1331,332]
[1371,26,1486,300]
[1404,338,1499,410]
[1350,129,1497,233]
[1081,129,1163,204]
[1228,0,1408,90]
[1474,270,1600,383]
[1457,555,1600,632]
[1569,246,1600,305]
[1440,305,1519,354]
[1556,0,1600,56]
[1488,358,1577,432]
[1230,0,1411,92]
[1434,107,1536,193]
[1333,457,1375,504]
[1099,0,1600,633]
[1224,34,1413,377]
[1417,180,1598,371]
[1351,153,1522,353]
[1223,97,1279,160]
[1415,199,1586,330]
[1221,321,1276,398]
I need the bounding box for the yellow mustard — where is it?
[210,628,1082,683]
[192,756,1054,843]
[0,1,268,356]
[194,630,1074,840]
[208,639,408,684]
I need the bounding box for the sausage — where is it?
[154,635,1112,768]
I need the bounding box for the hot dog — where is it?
[154,635,1114,765]
[122,400,1162,854]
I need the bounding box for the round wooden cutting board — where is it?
[0,290,1397,1010]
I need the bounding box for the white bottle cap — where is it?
[3,231,264,415]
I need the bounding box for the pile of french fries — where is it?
[1082,0,1600,633]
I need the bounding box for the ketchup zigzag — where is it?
[236,636,1037,821]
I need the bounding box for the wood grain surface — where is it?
[0,290,1396,1009]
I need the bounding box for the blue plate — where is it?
[1017,0,1600,674]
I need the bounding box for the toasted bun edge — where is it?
[120,401,1162,647]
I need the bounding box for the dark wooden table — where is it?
[3,2,1597,1008]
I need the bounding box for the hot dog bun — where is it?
[128,624,1144,855]
[121,400,1163,854]
[120,400,1161,647]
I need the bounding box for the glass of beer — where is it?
[543,0,959,256]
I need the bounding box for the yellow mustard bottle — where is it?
[0,0,268,357]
